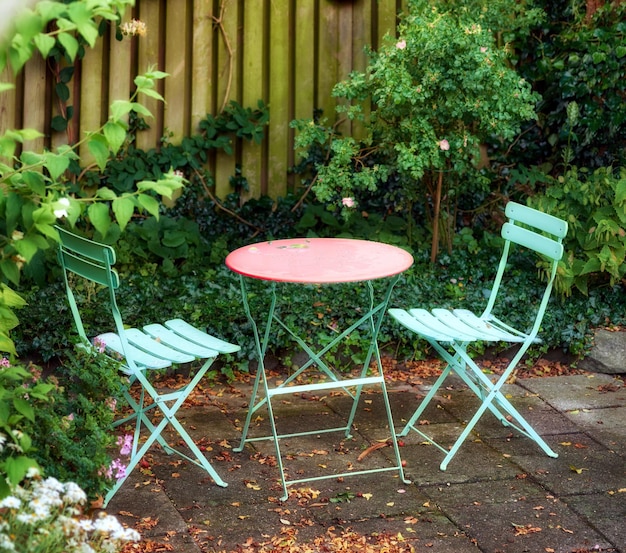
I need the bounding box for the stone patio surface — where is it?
[108,371,626,553]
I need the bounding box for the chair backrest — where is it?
[482,202,568,337]
[56,226,129,361]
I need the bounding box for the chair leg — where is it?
[399,340,558,471]
[104,360,228,507]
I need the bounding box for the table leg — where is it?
[234,275,410,500]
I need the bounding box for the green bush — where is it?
[513,0,626,169]
[527,166,626,295]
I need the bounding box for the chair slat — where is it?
[452,309,527,342]
[96,332,172,369]
[59,249,120,288]
[431,309,489,340]
[388,308,456,342]
[505,202,568,238]
[143,324,219,358]
[502,223,564,260]
[409,308,478,341]
[57,226,117,263]
[165,319,241,354]
[125,328,196,364]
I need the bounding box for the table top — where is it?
[225,238,414,284]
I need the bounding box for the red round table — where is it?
[226,238,414,500]
[226,237,414,283]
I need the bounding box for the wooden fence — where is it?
[0,0,405,199]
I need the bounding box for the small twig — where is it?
[192,167,262,233]
[212,0,233,113]
[291,173,318,212]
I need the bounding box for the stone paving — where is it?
[108,371,625,552]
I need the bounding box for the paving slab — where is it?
[105,371,626,552]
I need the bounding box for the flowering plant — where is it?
[0,344,127,501]
[0,359,55,497]
[291,0,542,261]
[0,469,140,552]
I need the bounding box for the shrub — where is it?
[0,471,139,553]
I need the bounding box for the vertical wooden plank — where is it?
[377,0,398,46]
[294,0,316,122]
[79,36,106,164]
[0,66,18,165]
[214,0,240,199]
[21,53,46,153]
[335,3,353,135]
[267,0,289,198]
[108,23,133,115]
[317,0,339,125]
[136,0,163,151]
[240,0,265,199]
[191,0,214,130]
[351,0,372,140]
[163,0,190,142]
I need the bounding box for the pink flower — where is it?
[342,197,355,208]
[110,458,127,480]
[480,47,488,53]
[439,139,450,151]
[0,358,10,368]
[93,337,106,353]
[396,39,407,50]
[118,434,133,456]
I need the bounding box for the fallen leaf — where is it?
[512,523,542,536]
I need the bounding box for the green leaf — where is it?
[13,398,34,422]
[615,177,626,205]
[110,100,134,121]
[4,456,37,487]
[138,87,165,101]
[43,152,70,181]
[51,115,68,132]
[0,284,26,309]
[68,2,99,47]
[112,196,135,230]
[0,333,16,356]
[103,121,127,155]
[87,202,111,237]
[57,32,79,61]
[13,237,40,262]
[33,223,59,241]
[95,187,117,201]
[88,134,111,171]
[33,33,56,58]
[137,177,183,198]
[21,171,46,196]
[0,261,20,287]
[136,193,160,218]
[130,102,153,118]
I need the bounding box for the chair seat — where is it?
[97,332,173,370]
[389,307,533,344]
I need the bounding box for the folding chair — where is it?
[388,202,567,470]
[56,226,240,506]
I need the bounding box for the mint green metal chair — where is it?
[389,202,567,470]
[56,226,240,506]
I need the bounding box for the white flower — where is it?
[63,482,87,505]
[0,533,15,550]
[53,197,71,218]
[0,496,21,509]
[93,514,123,534]
[25,467,40,479]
